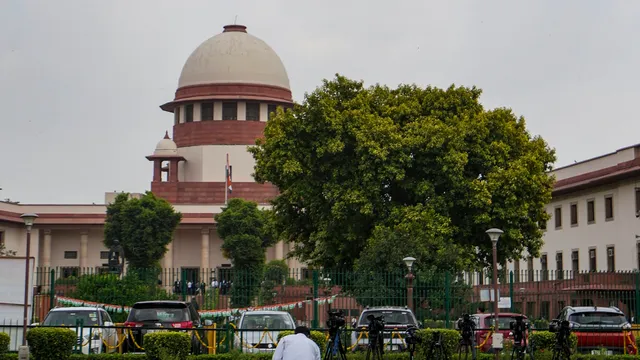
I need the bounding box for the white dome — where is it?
[154,132,178,156]
[178,25,290,90]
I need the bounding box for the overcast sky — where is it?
[1,1,639,204]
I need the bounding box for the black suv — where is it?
[123,301,212,353]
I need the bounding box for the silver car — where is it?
[234,310,296,353]
[36,307,119,354]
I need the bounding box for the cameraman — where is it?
[457,314,477,359]
[273,326,321,360]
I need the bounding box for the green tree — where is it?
[250,74,555,271]
[215,199,273,307]
[104,192,182,273]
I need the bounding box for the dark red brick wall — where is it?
[173,121,267,146]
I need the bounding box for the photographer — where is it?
[273,326,321,360]
[509,316,530,360]
[456,314,477,360]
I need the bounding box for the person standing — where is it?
[272,326,321,360]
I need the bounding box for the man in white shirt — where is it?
[272,326,321,360]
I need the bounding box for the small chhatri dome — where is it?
[154,131,178,156]
[177,24,290,90]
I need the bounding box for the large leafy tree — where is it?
[215,198,275,307]
[104,192,182,272]
[250,75,555,271]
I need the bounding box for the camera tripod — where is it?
[551,333,571,360]
[323,327,348,360]
[511,338,535,360]
[457,336,476,360]
[427,331,450,360]
[365,330,384,360]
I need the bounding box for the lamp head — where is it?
[20,213,38,228]
[486,228,504,245]
[403,257,416,271]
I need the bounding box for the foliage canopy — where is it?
[215,198,273,307]
[250,75,556,271]
[104,192,182,271]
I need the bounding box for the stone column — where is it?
[153,160,162,182]
[275,240,285,260]
[79,230,88,270]
[164,240,174,270]
[42,230,52,269]
[201,228,210,271]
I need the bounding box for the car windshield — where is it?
[241,314,294,330]
[129,304,189,322]
[484,316,523,330]
[43,310,100,326]
[358,310,416,326]
[569,312,627,326]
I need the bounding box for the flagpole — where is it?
[225,153,229,205]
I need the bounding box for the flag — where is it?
[226,154,233,194]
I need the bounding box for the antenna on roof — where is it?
[234,15,238,24]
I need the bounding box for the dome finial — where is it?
[223,24,247,33]
[164,131,170,139]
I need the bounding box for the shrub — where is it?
[276,330,327,352]
[532,319,550,330]
[26,327,76,360]
[143,332,191,360]
[0,332,9,354]
[529,330,578,352]
[414,328,459,357]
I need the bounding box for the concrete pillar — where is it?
[164,240,174,270]
[275,240,285,260]
[42,230,52,269]
[201,228,210,271]
[79,230,88,270]
[153,160,162,182]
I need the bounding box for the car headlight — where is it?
[623,323,632,330]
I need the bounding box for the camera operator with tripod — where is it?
[456,314,477,360]
[509,316,533,360]
[549,320,572,360]
[324,310,348,360]
[365,314,385,360]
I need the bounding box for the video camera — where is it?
[405,325,421,345]
[456,313,476,343]
[326,309,346,331]
[509,316,530,344]
[549,319,571,336]
[366,314,385,335]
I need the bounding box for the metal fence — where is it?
[25,267,640,329]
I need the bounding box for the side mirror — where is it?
[104,321,114,327]
[204,320,213,326]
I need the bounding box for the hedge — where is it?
[529,330,578,352]
[0,333,9,355]
[276,330,327,351]
[26,327,76,360]
[143,332,191,360]
[0,353,639,360]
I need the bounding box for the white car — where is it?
[234,310,296,353]
[36,307,119,354]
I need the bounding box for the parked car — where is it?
[123,300,212,354]
[461,312,529,353]
[36,307,118,354]
[552,306,636,355]
[234,310,296,353]
[350,306,419,352]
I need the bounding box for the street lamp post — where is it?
[486,228,503,360]
[20,213,38,351]
[403,257,416,313]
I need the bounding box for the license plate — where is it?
[591,350,613,355]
